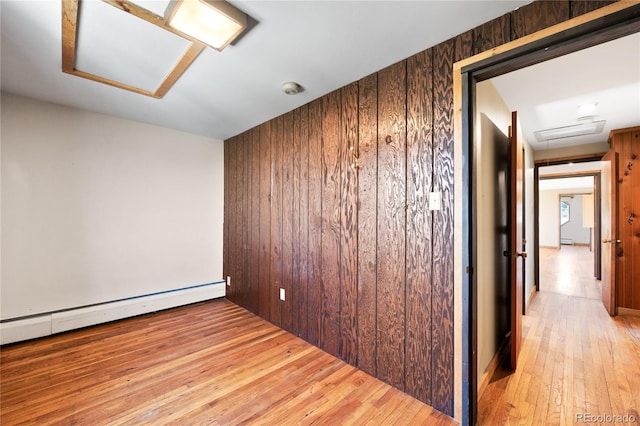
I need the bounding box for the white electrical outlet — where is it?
[226,276,231,287]
[429,191,442,211]
[279,288,285,301]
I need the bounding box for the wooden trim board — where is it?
[618,307,640,317]
[61,0,205,98]
[534,153,608,165]
[525,284,537,312]
[477,337,509,399]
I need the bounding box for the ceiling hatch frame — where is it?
[61,0,206,99]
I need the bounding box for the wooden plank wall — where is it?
[610,127,640,310]
[224,0,616,416]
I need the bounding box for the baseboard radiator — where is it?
[0,282,225,345]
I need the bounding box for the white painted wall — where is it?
[534,141,609,161]
[1,93,224,320]
[539,186,594,248]
[524,136,535,309]
[560,194,591,244]
[476,81,509,381]
[540,190,560,247]
[476,81,536,383]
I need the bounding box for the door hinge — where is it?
[466,265,474,275]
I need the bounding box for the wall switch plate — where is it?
[279,288,285,301]
[429,191,441,211]
[226,276,231,287]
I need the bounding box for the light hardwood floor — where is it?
[479,245,640,425]
[1,299,455,425]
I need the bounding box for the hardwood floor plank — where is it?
[1,299,455,425]
[478,246,640,425]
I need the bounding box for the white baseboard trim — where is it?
[1,316,52,345]
[1,282,225,345]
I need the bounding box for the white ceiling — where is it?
[1,0,529,141]
[492,32,640,151]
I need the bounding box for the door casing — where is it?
[454,3,640,424]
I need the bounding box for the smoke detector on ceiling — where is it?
[282,82,303,95]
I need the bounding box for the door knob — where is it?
[517,251,527,258]
[602,239,622,244]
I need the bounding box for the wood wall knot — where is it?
[385,135,393,144]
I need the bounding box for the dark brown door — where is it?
[600,150,618,315]
[509,111,525,370]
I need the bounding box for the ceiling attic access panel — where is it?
[62,0,205,98]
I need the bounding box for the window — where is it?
[560,200,570,225]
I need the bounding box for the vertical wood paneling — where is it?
[473,15,510,55]
[320,90,342,358]
[456,30,474,63]
[631,133,640,309]
[270,117,283,327]
[241,131,250,308]
[297,105,310,340]
[223,139,231,295]
[357,73,378,376]
[307,99,323,346]
[228,136,239,303]
[570,0,616,18]
[258,123,271,319]
[249,127,261,314]
[222,0,612,418]
[432,38,456,415]
[281,112,295,333]
[618,136,631,307]
[339,82,359,365]
[405,49,434,405]
[511,0,570,40]
[292,108,302,336]
[611,129,640,310]
[376,61,407,391]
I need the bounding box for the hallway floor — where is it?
[478,245,640,425]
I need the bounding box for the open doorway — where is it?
[537,165,603,295]
[464,10,640,426]
[538,172,598,298]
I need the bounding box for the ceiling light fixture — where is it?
[577,102,599,118]
[534,120,606,142]
[165,0,247,51]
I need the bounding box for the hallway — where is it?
[478,245,640,425]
